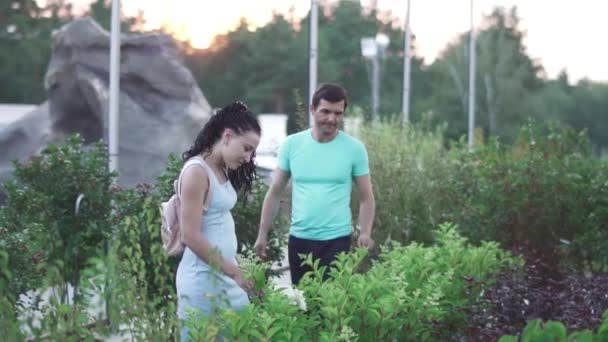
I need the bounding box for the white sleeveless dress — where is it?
[175,158,249,329]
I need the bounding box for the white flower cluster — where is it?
[338,325,358,341]
[271,282,307,312]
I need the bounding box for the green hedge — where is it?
[185,224,519,341]
[357,121,608,268]
[499,311,608,342]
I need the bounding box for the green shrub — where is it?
[186,223,519,341]
[357,120,608,267]
[568,160,608,271]
[499,309,608,342]
[356,121,449,245]
[108,186,179,340]
[0,135,114,307]
[0,251,23,340]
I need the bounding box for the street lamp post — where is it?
[402,0,411,124]
[309,0,318,127]
[468,0,476,150]
[361,33,390,121]
[109,0,120,173]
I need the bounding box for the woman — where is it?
[176,101,261,341]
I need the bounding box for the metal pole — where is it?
[109,0,120,173]
[371,53,379,121]
[402,0,411,123]
[467,0,476,150]
[308,0,318,127]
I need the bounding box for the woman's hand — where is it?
[233,272,254,293]
[223,260,253,292]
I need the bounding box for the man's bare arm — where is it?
[354,174,375,247]
[254,168,291,259]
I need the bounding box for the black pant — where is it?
[288,234,351,286]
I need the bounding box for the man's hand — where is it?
[254,235,268,260]
[357,233,375,249]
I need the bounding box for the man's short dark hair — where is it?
[312,83,348,110]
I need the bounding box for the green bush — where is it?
[0,135,114,307]
[355,121,449,245]
[0,251,23,340]
[357,120,608,267]
[186,224,519,341]
[0,136,287,339]
[450,123,608,266]
[108,186,179,340]
[456,123,601,252]
[568,160,608,271]
[0,135,175,339]
[499,310,608,342]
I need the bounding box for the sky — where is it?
[67,0,608,82]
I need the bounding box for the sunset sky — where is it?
[64,0,608,82]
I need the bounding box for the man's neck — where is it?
[311,127,338,143]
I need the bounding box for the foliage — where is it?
[355,119,448,245]
[0,0,141,104]
[0,136,179,340]
[0,251,23,340]
[0,135,114,307]
[186,224,518,341]
[0,0,71,103]
[4,1,608,151]
[85,0,145,32]
[184,1,426,126]
[498,310,608,342]
[107,188,179,340]
[0,121,605,339]
[425,7,543,144]
[358,119,608,268]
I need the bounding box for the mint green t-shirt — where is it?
[277,129,369,240]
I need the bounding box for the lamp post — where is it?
[361,33,390,121]
[402,0,411,124]
[109,0,120,173]
[468,0,476,150]
[308,0,318,127]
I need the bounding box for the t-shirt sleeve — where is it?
[277,137,291,172]
[352,142,369,177]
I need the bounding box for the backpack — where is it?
[160,157,213,256]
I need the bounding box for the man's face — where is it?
[311,99,345,136]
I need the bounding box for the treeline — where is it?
[2,1,607,150]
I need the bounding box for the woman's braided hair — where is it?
[182,101,261,193]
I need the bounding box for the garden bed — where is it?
[454,244,608,341]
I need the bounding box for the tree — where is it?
[0,0,142,105]
[86,0,145,32]
[424,7,543,143]
[185,1,429,125]
[475,7,542,139]
[567,80,608,153]
[0,0,72,103]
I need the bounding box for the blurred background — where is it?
[1,0,607,150]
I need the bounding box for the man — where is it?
[254,83,375,285]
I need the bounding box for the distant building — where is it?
[0,104,37,130]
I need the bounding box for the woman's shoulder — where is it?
[180,158,210,188]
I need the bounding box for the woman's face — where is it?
[221,129,260,170]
